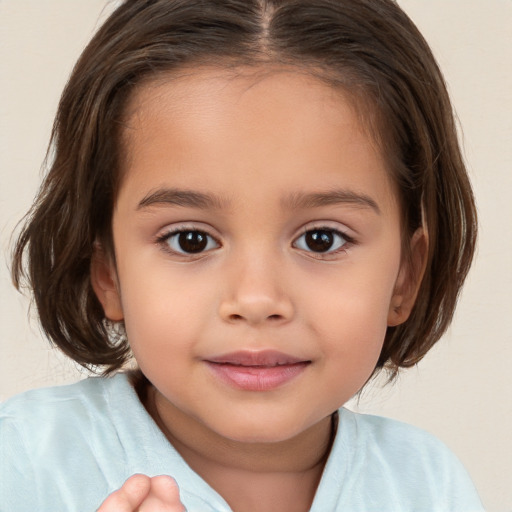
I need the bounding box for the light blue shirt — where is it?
[0,373,484,511]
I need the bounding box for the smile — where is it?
[205,350,311,391]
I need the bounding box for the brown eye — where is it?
[294,229,347,253]
[178,231,208,253]
[163,230,219,254]
[305,230,334,252]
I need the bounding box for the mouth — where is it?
[205,350,311,391]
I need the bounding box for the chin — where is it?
[214,416,308,444]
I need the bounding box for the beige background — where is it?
[1,1,510,510]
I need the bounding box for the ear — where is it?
[90,242,124,321]
[387,228,428,327]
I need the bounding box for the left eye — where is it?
[293,229,347,253]
[163,230,219,254]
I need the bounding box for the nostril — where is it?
[220,296,294,325]
[227,313,284,323]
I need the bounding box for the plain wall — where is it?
[1,1,510,510]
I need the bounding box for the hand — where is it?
[97,474,186,511]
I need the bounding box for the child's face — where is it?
[94,68,413,443]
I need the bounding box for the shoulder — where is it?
[0,374,137,511]
[341,407,451,456]
[0,373,139,452]
[327,408,484,511]
[1,373,128,425]
[338,408,470,478]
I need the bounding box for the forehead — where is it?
[123,65,380,152]
[118,66,398,213]
[127,66,352,119]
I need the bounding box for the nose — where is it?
[218,253,294,326]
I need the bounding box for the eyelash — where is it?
[293,226,354,258]
[156,227,220,257]
[155,225,355,258]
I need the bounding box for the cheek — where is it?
[117,265,212,359]
[302,260,399,363]
[315,298,389,401]
[318,298,388,363]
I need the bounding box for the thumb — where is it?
[139,475,186,511]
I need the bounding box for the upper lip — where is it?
[205,350,310,367]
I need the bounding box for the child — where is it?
[0,0,484,510]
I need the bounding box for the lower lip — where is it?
[206,362,309,391]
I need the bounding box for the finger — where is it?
[139,476,186,512]
[97,474,151,512]
[151,476,182,502]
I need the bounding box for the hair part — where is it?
[12,0,477,377]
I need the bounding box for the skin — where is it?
[98,475,185,512]
[93,67,426,512]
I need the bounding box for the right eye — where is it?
[160,229,219,254]
[293,228,348,254]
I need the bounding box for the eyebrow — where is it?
[283,189,381,214]
[137,188,228,210]
[137,187,380,214]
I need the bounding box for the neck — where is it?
[144,384,336,512]
[149,385,335,472]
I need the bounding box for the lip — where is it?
[205,350,311,391]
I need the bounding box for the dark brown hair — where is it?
[12,0,477,377]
